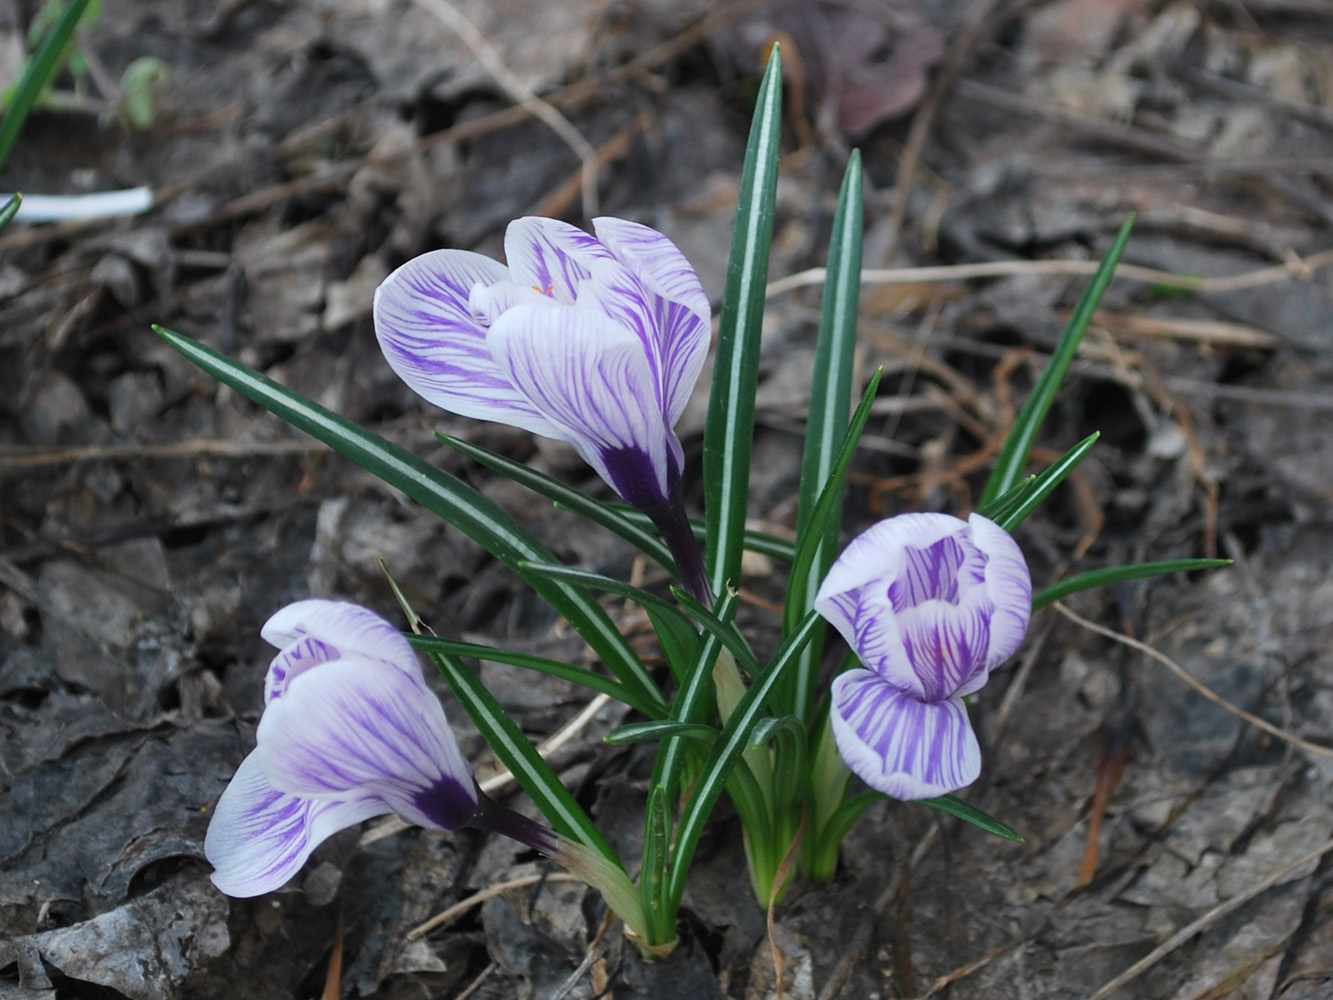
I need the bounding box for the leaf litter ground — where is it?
[3,1,1333,997]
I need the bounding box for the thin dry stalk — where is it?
[1087,837,1333,1000]
[409,0,600,218]
[1053,602,1333,759]
[766,248,1333,299]
[408,872,584,940]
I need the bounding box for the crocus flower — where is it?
[373,216,712,601]
[204,600,480,896]
[814,513,1031,800]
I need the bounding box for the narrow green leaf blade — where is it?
[783,369,882,639]
[990,432,1099,532]
[405,634,662,719]
[615,506,797,563]
[436,433,676,571]
[665,609,824,912]
[0,0,94,173]
[0,193,21,232]
[703,46,783,598]
[1033,559,1231,609]
[154,326,663,713]
[782,152,864,722]
[918,794,1024,843]
[427,647,619,860]
[980,216,1135,506]
[604,721,718,746]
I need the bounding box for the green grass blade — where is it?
[1033,559,1231,609]
[604,721,717,746]
[383,568,618,862]
[616,506,797,563]
[652,590,739,804]
[918,794,1024,842]
[0,193,21,231]
[980,216,1134,506]
[427,646,618,860]
[154,326,662,714]
[515,560,760,677]
[783,370,882,639]
[0,0,93,173]
[665,609,823,913]
[436,433,676,571]
[990,432,1099,532]
[405,634,663,719]
[782,152,864,722]
[703,46,783,598]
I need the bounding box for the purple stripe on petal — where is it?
[816,514,963,608]
[969,513,1032,669]
[817,585,924,699]
[205,753,390,897]
[592,217,710,324]
[262,600,422,703]
[373,249,560,438]
[896,594,993,699]
[504,217,614,305]
[593,218,710,425]
[488,303,675,507]
[256,660,478,830]
[830,670,980,800]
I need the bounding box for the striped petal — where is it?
[204,752,390,897]
[256,659,478,831]
[830,670,980,800]
[488,302,678,510]
[262,599,419,703]
[504,216,615,305]
[970,513,1033,676]
[594,217,710,424]
[373,249,559,437]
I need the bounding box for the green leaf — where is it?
[405,634,664,719]
[154,326,663,714]
[640,785,671,944]
[604,721,717,747]
[615,506,797,564]
[1033,558,1231,609]
[990,432,1099,532]
[651,590,739,805]
[703,45,783,598]
[980,216,1134,506]
[750,715,808,811]
[917,794,1024,843]
[665,609,824,913]
[782,152,864,722]
[0,193,21,232]
[513,559,760,678]
[0,0,94,172]
[382,568,619,862]
[437,433,676,571]
[782,369,882,641]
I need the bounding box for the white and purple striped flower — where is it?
[373,217,712,598]
[204,600,479,896]
[815,513,1031,800]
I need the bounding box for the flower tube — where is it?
[814,513,1032,799]
[373,217,712,601]
[205,600,481,896]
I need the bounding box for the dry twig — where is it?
[1053,602,1333,759]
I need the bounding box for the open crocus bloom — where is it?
[205,600,478,896]
[373,217,712,599]
[814,513,1031,799]
[374,217,709,514]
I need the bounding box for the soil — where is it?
[4,1,1333,998]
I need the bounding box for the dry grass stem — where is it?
[407,872,584,940]
[767,248,1333,300]
[1053,602,1333,759]
[409,0,600,218]
[1087,837,1333,1000]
